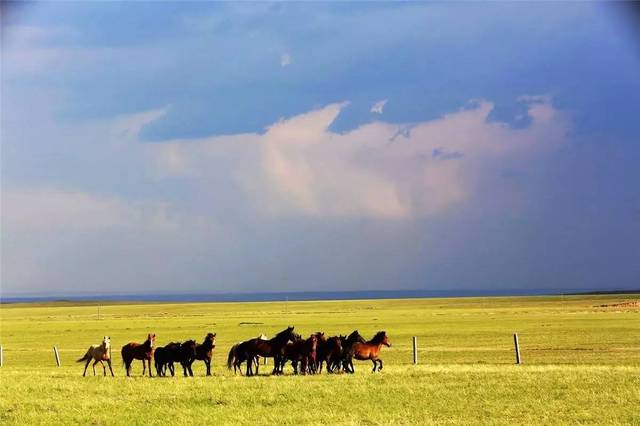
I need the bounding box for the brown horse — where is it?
[351,331,391,372]
[194,332,216,376]
[232,326,296,376]
[121,333,156,377]
[77,336,114,376]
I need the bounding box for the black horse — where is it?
[339,330,366,373]
[154,341,197,377]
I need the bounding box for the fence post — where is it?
[53,346,61,367]
[412,336,418,365]
[0,345,3,367]
[513,333,521,364]
[264,357,268,365]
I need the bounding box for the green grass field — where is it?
[1,295,639,424]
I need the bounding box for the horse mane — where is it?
[272,326,294,342]
[200,333,215,348]
[370,331,387,344]
[347,330,365,344]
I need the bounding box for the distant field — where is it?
[1,295,639,424]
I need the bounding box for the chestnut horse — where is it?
[232,326,296,376]
[351,331,391,372]
[121,333,155,377]
[194,332,216,376]
[77,336,114,377]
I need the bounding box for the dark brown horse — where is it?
[121,333,156,377]
[315,333,343,374]
[227,333,267,375]
[194,332,216,376]
[352,331,391,372]
[232,326,296,376]
[281,333,318,375]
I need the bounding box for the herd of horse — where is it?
[77,327,391,377]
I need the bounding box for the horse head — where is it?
[307,334,318,350]
[148,333,156,348]
[205,332,216,347]
[277,326,296,342]
[102,336,111,348]
[373,331,391,347]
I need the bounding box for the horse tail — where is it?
[227,344,238,370]
[76,349,91,363]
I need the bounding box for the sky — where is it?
[1,2,639,296]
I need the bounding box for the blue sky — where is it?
[2,2,639,295]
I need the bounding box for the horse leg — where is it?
[107,359,115,376]
[148,359,153,377]
[101,360,106,376]
[83,358,91,377]
[371,359,377,372]
[205,359,211,376]
[189,362,194,377]
[378,359,383,371]
[92,359,99,376]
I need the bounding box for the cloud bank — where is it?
[153,97,569,219]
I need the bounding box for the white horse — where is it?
[77,336,114,376]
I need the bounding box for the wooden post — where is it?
[264,357,268,365]
[412,336,418,365]
[513,333,521,364]
[53,346,61,367]
[0,345,3,367]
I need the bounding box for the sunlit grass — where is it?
[0,295,639,424]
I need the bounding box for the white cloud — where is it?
[153,96,570,219]
[370,99,388,114]
[280,52,292,67]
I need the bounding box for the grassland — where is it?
[0,295,639,424]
